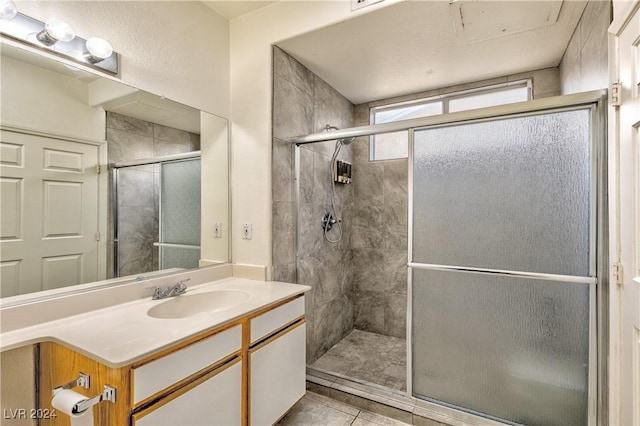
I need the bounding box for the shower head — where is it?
[339,137,355,145]
[325,124,355,145]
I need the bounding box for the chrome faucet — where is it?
[149,278,190,300]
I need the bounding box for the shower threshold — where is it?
[306,368,459,426]
[306,329,434,425]
[306,366,416,422]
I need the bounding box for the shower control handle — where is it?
[321,211,339,231]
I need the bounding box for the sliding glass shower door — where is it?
[410,105,600,425]
[158,158,201,269]
[113,155,201,277]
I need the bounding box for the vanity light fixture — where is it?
[0,0,17,20]
[35,18,75,46]
[84,37,113,64]
[0,10,119,74]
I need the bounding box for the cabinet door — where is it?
[250,324,305,426]
[133,361,241,426]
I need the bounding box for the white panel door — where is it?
[0,130,100,297]
[610,3,640,425]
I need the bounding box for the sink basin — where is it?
[147,290,251,319]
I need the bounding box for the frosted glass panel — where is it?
[371,131,409,160]
[412,109,591,276]
[160,246,201,270]
[412,269,590,426]
[160,159,201,246]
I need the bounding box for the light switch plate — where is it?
[242,224,252,240]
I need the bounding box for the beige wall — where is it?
[1,346,36,426]
[1,55,105,140]
[200,112,230,265]
[560,0,612,94]
[15,1,230,119]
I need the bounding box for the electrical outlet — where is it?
[242,224,252,240]
[213,222,222,238]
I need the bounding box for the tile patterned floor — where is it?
[277,391,411,426]
[310,330,406,391]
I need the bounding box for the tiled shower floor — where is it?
[310,329,407,392]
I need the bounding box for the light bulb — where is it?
[36,18,75,46]
[84,37,113,63]
[0,0,17,20]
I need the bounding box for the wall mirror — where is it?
[0,41,230,305]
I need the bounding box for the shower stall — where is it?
[290,91,607,426]
[111,152,201,278]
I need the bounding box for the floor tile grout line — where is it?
[312,390,362,418]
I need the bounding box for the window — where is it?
[371,101,442,161]
[370,81,531,161]
[448,86,530,113]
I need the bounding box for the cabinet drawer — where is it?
[133,360,242,426]
[250,296,304,343]
[133,325,241,404]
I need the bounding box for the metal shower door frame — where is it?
[406,92,607,426]
[111,151,201,277]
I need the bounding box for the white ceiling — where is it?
[276,1,587,104]
[202,1,277,20]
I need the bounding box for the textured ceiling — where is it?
[276,1,587,104]
[201,1,277,19]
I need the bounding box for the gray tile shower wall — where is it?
[560,0,610,94]
[350,139,408,339]
[272,46,355,363]
[106,112,200,278]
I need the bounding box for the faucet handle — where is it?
[146,286,166,300]
[175,278,190,293]
[176,278,190,288]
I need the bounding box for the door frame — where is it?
[406,91,608,426]
[607,2,640,425]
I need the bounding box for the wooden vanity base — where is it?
[37,294,306,426]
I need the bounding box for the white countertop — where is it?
[0,278,309,367]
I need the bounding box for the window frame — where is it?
[369,79,532,161]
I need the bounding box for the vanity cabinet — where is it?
[38,294,306,426]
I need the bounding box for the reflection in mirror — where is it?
[108,114,201,279]
[0,42,229,302]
